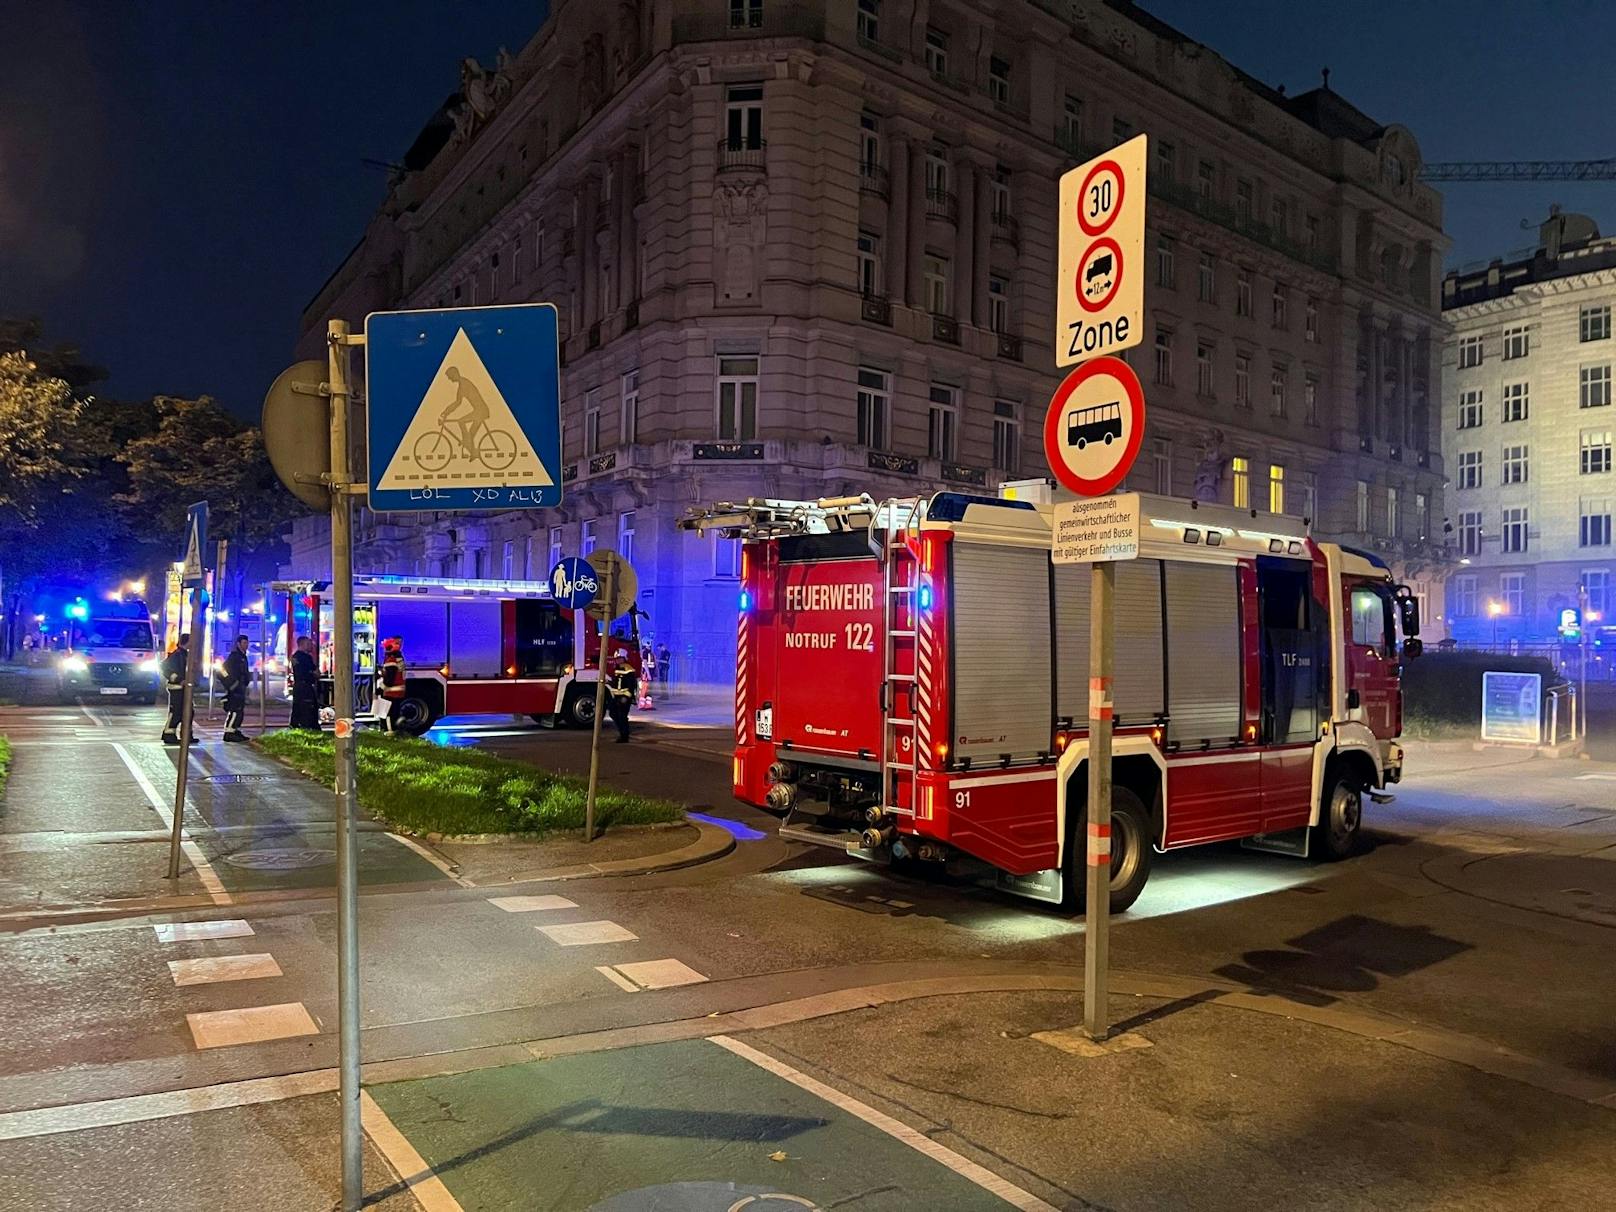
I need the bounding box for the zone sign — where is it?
[1056,134,1147,367]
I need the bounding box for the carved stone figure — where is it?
[617,0,642,65]
[461,57,496,120]
[1192,428,1226,502]
[578,34,606,112]
[492,47,517,102]
[714,181,769,304]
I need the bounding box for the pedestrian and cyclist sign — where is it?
[365,303,562,512]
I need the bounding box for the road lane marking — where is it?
[186,1002,319,1049]
[361,1090,466,1212]
[153,919,255,943]
[388,831,475,886]
[535,920,638,946]
[709,1035,1061,1212]
[78,703,108,728]
[168,953,283,986]
[600,958,708,991]
[488,894,577,913]
[1573,773,1616,781]
[112,741,233,905]
[594,965,641,993]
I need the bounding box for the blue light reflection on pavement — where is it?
[687,811,767,841]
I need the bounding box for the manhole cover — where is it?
[223,847,336,870]
[202,774,278,784]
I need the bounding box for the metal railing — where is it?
[932,314,960,344]
[925,188,958,223]
[996,331,1023,361]
[861,294,893,326]
[716,138,767,173]
[990,209,1020,246]
[859,163,890,199]
[856,31,902,62]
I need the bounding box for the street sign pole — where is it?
[327,317,363,1211]
[209,539,229,718]
[1083,560,1115,1040]
[1580,586,1590,740]
[258,584,268,734]
[583,560,616,844]
[166,585,204,880]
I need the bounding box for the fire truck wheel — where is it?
[1313,776,1363,860]
[565,690,596,728]
[1062,786,1152,915]
[391,696,437,737]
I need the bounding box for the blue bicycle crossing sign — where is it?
[549,558,599,610]
[365,303,562,512]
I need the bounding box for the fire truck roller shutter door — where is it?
[1053,559,1165,726]
[1163,562,1243,746]
[951,542,1053,763]
[447,601,503,677]
[375,600,449,667]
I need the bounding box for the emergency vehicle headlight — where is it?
[139,659,160,674]
[60,656,88,674]
[918,584,933,611]
[1206,531,1223,546]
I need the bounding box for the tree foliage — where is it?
[0,350,82,520]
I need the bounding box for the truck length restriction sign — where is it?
[1056,134,1147,367]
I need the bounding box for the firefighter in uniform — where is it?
[160,634,195,745]
[374,637,406,732]
[221,634,250,742]
[604,646,637,743]
[289,636,321,730]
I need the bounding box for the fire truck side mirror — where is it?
[1394,585,1421,637]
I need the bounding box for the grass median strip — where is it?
[0,735,10,800]
[257,729,683,837]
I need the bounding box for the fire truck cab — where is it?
[683,483,1418,912]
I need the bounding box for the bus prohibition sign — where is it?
[1042,355,1147,498]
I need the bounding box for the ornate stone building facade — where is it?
[293,0,1450,680]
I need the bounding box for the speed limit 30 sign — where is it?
[1056,134,1147,368]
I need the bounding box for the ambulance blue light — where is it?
[739,590,752,612]
[66,600,88,620]
[918,584,933,611]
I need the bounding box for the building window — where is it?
[922,254,948,315]
[1270,197,1289,237]
[1234,353,1251,407]
[584,386,603,457]
[468,275,479,305]
[927,383,959,461]
[1304,374,1319,426]
[1235,178,1253,223]
[1581,501,1612,548]
[1268,463,1285,514]
[1061,94,1083,148]
[1154,140,1175,184]
[501,540,515,581]
[1458,510,1482,557]
[713,536,741,578]
[1271,283,1288,329]
[1111,116,1132,143]
[1416,491,1429,541]
[924,148,950,194]
[1581,305,1611,343]
[1458,335,1483,369]
[1458,389,1483,429]
[1270,366,1287,417]
[856,230,881,296]
[1502,325,1529,361]
[1581,364,1613,409]
[859,111,881,170]
[1500,572,1525,617]
[729,0,763,30]
[992,401,1020,474]
[524,533,542,580]
[1502,381,1529,423]
[856,366,890,450]
[1502,443,1529,485]
[1387,485,1400,537]
[1356,480,1370,532]
[988,275,1010,333]
[1305,213,1320,252]
[1152,437,1172,495]
[1581,430,1612,475]
[548,526,563,572]
[1196,342,1214,397]
[620,369,640,445]
[1197,252,1215,303]
[581,519,599,556]
[1298,471,1317,521]
[1502,506,1529,554]
[1197,159,1215,201]
[1304,297,1319,342]
[1153,327,1173,386]
[1584,569,1612,614]
[533,222,545,271]
[1457,449,1482,490]
[617,511,636,564]
[716,356,759,440]
[1231,456,1250,509]
[1155,236,1175,288]
[856,0,880,43]
[924,27,948,76]
[990,167,1012,220]
[1236,269,1252,317]
[987,56,1010,104]
[510,238,522,288]
[1453,574,1477,618]
[724,84,763,150]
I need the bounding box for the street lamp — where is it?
[1488,599,1505,650]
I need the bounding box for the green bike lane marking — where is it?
[367,1037,1047,1211]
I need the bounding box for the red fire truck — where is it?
[275,575,639,735]
[682,483,1419,912]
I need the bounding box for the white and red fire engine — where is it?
[276,574,639,735]
[683,482,1419,911]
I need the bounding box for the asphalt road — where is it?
[1,695,1613,1210]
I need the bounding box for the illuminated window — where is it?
[1231,456,1250,508]
[1268,464,1284,514]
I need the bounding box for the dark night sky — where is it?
[2,1,1610,416]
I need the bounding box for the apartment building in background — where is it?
[292,0,1451,681]
[1440,209,1616,645]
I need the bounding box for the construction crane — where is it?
[1420,159,1616,183]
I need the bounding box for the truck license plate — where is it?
[98,687,129,696]
[755,706,773,740]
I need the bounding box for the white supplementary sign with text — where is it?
[1052,493,1141,564]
